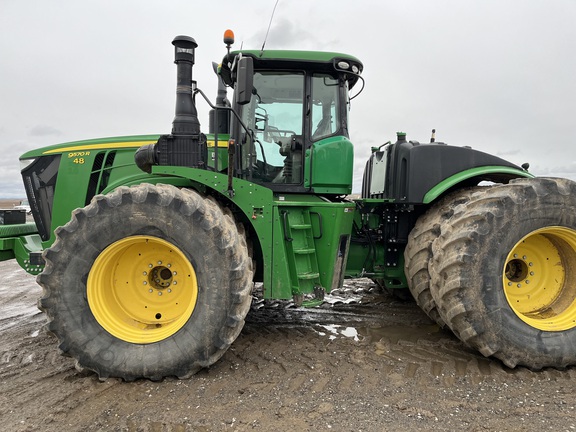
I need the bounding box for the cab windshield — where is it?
[240,70,344,185]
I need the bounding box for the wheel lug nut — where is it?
[167,264,171,268]
[149,264,153,268]
[517,283,522,288]
[143,281,147,285]
[167,289,172,293]
[149,289,153,293]
[143,271,147,276]
[158,261,162,265]
[158,292,162,296]
[173,281,177,285]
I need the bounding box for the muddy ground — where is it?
[1,258,576,432]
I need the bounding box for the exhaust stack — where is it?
[171,35,200,135]
[135,35,206,173]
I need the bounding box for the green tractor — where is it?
[3,31,576,380]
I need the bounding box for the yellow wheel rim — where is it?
[503,227,576,331]
[87,236,198,344]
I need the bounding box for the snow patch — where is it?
[317,324,360,341]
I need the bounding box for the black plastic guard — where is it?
[364,141,524,203]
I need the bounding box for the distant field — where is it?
[0,199,21,209]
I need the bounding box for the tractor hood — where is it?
[19,135,161,161]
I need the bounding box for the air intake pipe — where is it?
[136,35,206,173]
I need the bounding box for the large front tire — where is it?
[430,178,576,369]
[38,184,253,380]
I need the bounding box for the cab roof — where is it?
[222,49,364,89]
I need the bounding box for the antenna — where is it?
[260,0,280,56]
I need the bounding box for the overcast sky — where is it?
[1,0,575,198]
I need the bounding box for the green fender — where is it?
[422,166,534,204]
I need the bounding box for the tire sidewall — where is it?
[469,184,576,364]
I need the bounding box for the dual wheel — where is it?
[38,184,253,380]
[405,178,576,369]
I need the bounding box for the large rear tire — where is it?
[430,178,576,369]
[38,184,253,380]
[404,188,480,326]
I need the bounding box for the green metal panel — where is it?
[0,238,15,261]
[310,136,354,194]
[206,133,230,171]
[0,232,43,274]
[48,146,100,243]
[272,207,320,298]
[46,148,152,246]
[0,223,37,238]
[422,166,534,204]
[270,196,356,299]
[345,209,372,278]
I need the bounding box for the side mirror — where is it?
[236,56,254,105]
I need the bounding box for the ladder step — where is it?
[297,272,320,280]
[290,224,312,230]
[294,248,316,254]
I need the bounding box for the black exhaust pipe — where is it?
[208,62,231,135]
[136,35,206,173]
[171,35,200,135]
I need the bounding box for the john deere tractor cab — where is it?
[3,30,576,380]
